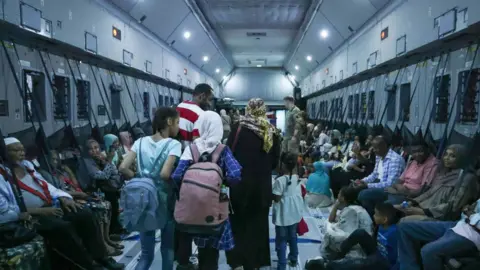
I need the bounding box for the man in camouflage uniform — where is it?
[283,96,301,154]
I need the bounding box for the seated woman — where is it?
[3,137,123,270]
[103,134,122,167]
[396,144,479,222]
[397,198,480,270]
[119,131,133,156]
[321,187,373,260]
[305,162,333,208]
[40,150,123,255]
[84,139,124,234]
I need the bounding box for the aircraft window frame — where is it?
[52,74,71,121]
[368,91,375,120]
[386,87,397,122]
[75,79,91,121]
[23,69,47,122]
[457,68,480,124]
[433,74,451,123]
[399,82,411,122]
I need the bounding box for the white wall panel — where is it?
[223,68,294,101]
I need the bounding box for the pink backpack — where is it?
[174,144,229,235]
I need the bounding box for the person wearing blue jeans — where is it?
[119,107,183,270]
[275,224,299,269]
[397,221,478,270]
[136,219,175,270]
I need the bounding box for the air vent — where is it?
[246,32,267,37]
[248,59,267,66]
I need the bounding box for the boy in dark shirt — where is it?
[306,203,400,270]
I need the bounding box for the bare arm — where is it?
[329,202,340,223]
[160,156,177,181]
[119,151,136,180]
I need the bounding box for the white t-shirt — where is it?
[452,213,480,251]
[132,137,182,178]
[272,175,304,226]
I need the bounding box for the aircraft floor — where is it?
[115,206,333,270]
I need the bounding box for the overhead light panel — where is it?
[257,65,262,67]
[306,55,312,62]
[203,56,209,62]
[215,68,220,73]
[295,65,299,70]
[320,29,329,39]
[183,31,191,39]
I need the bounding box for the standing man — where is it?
[283,96,300,154]
[176,83,214,149]
[175,83,214,269]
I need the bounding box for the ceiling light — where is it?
[183,31,191,39]
[306,55,312,62]
[295,65,299,70]
[257,65,262,67]
[320,29,329,39]
[203,56,209,62]
[215,68,220,73]
[291,75,296,80]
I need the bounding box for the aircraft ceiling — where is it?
[109,0,391,81]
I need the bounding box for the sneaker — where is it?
[288,260,298,267]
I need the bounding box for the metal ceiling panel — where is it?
[295,12,344,62]
[129,0,190,41]
[193,39,220,69]
[165,13,211,64]
[320,0,377,40]
[109,0,140,12]
[196,0,311,30]
[368,0,391,10]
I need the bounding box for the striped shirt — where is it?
[176,101,203,147]
[363,149,406,189]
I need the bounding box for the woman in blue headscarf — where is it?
[305,162,333,208]
[103,134,120,166]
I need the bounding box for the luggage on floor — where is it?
[0,235,46,270]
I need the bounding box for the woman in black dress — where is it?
[227,98,281,270]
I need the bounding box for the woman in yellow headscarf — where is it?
[226,98,281,270]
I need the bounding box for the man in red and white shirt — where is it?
[176,83,214,149]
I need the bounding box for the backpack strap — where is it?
[138,138,173,178]
[211,144,226,164]
[190,144,200,163]
[231,126,242,152]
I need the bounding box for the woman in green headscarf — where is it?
[103,134,120,166]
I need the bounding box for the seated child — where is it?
[272,153,305,270]
[324,203,401,270]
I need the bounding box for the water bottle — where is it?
[53,197,61,208]
[402,201,409,209]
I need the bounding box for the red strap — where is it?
[16,169,53,205]
[231,126,242,152]
[58,173,82,192]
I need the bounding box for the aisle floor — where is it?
[115,206,332,270]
